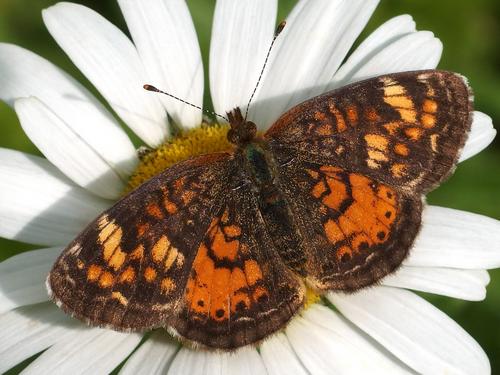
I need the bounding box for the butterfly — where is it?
[48,69,472,349]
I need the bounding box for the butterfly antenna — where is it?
[143,84,229,122]
[243,20,286,122]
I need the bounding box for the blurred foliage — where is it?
[0,0,499,372]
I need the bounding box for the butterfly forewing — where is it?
[266,70,473,194]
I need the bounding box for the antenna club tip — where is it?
[276,21,286,35]
[143,84,158,92]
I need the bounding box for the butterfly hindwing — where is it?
[268,158,422,291]
[171,172,305,349]
[266,70,473,194]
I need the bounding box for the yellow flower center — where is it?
[126,123,232,191]
[304,288,322,309]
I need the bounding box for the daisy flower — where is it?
[0,0,499,374]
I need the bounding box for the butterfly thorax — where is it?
[226,108,308,274]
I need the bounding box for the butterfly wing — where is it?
[266,70,472,194]
[263,70,472,290]
[48,152,304,348]
[171,171,304,349]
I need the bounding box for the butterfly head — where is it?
[226,107,257,146]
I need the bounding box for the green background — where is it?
[0,0,499,372]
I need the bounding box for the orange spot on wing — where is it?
[383,122,400,135]
[147,203,164,219]
[189,244,215,314]
[365,134,388,151]
[423,99,438,113]
[368,150,388,162]
[130,244,144,260]
[398,109,417,123]
[137,223,150,237]
[322,178,348,211]
[244,260,263,286]
[391,164,407,178]
[394,143,409,156]
[365,108,381,122]
[312,180,327,199]
[152,235,169,263]
[108,247,126,271]
[384,84,406,96]
[210,268,231,321]
[144,267,157,282]
[346,106,358,124]
[314,111,327,121]
[384,95,413,109]
[224,225,241,237]
[324,219,345,244]
[99,271,114,288]
[119,266,135,283]
[87,264,102,282]
[164,246,179,271]
[329,103,347,132]
[164,198,178,214]
[211,222,239,261]
[421,113,436,128]
[161,277,175,294]
[405,127,422,140]
[377,185,397,206]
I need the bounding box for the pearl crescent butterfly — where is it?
[48,69,472,349]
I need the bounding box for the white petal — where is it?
[406,205,500,269]
[167,346,266,375]
[15,97,125,199]
[332,31,442,88]
[0,303,79,374]
[0,247,60,313]
[119,331,178,375]
[167,349,218,375]
[260,333,308,375]
[118,0,203,128]
[329,287,490,374]
[0,148,112,246]
[250,0,379,130]
[210,0,277,116]
[222,346,267,375]
[23,328,142,374]
[382,266,489,301]
[332,15,417,85]
[0,43,138,180]
[460,111,496,162]
[43,3,168,147]
[287,305,412,374]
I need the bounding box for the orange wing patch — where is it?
[184,206,268,324]
[307,166,399,262]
